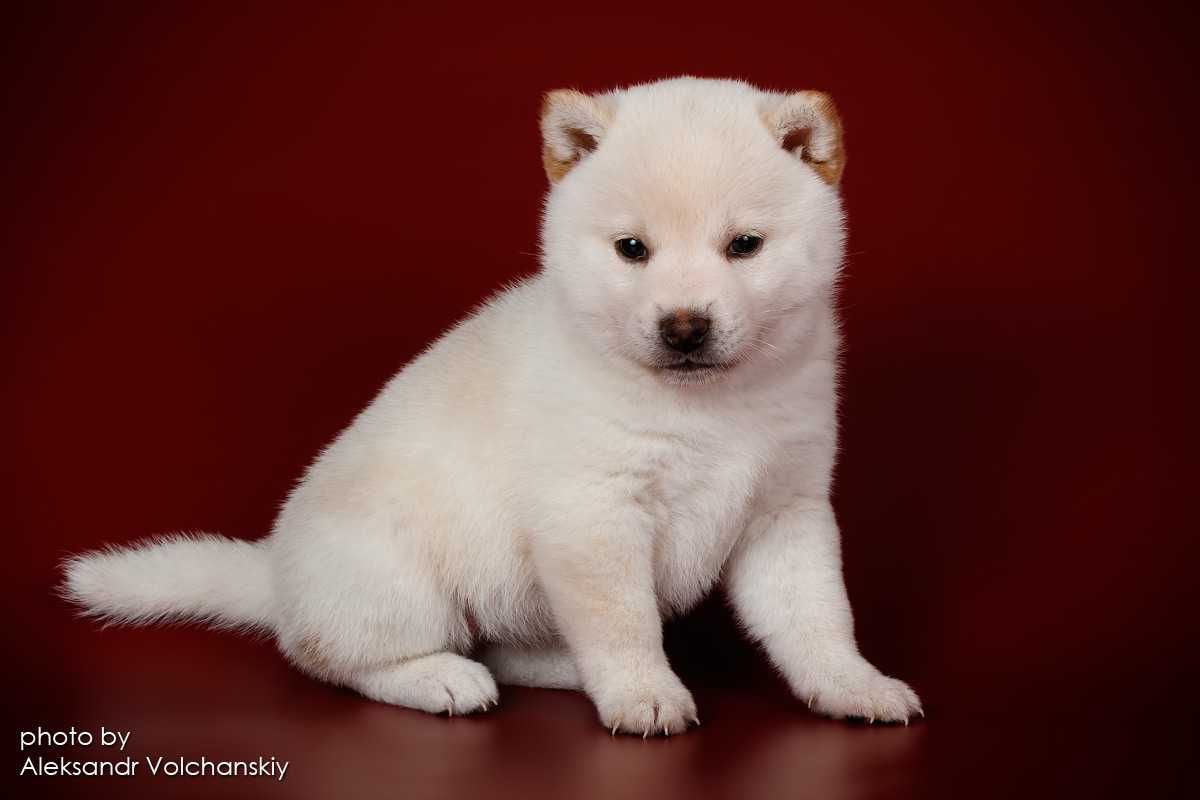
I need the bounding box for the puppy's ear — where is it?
[541,89,613,183]
[762,91,846,186]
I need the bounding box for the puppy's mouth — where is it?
[662,360,728,372]
[650,358,735,381]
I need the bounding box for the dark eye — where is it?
[728,233,763,258]
[615,237,649,261]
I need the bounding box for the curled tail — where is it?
[61,533,274,632]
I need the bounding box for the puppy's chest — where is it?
[620,427,769,612]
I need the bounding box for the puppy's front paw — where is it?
[803,661,922,724]
[594,669,698,737]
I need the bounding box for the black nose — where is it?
[659,310,711,354]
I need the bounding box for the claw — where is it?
[691,716,701,727]
[917,709,925,719]
[868,716,875,724]
[904,717,910,727]
[643,728,650,740]
[807,695,815,709]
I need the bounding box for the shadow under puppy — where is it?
[64,77,921,736]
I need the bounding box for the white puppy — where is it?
[63,77,921,736]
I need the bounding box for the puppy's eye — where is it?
[615,237,649,262]
[728,233,763,258]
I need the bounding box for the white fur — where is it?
[62,77,921,734]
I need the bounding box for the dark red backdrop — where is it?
[2,2,1195,798]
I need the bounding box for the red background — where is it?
[2,2,1195,798]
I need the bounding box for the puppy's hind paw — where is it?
[351,652,500,716]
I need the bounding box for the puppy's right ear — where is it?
[762,90,846,186]
[540,89,613,183]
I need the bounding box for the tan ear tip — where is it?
[541,88,586,117]
[802,90,841,120]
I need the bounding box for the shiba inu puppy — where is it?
[63,77,921,736]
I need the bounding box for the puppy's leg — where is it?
[533,504,697,737]
[726,499,922,723]
[480,642,581,690]
[275,518,498,716]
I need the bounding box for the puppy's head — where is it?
[539,77,846,386]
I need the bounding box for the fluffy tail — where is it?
[60,533,274,632]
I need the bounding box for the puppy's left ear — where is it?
[762,91,846,186]
[541,89,614,183]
